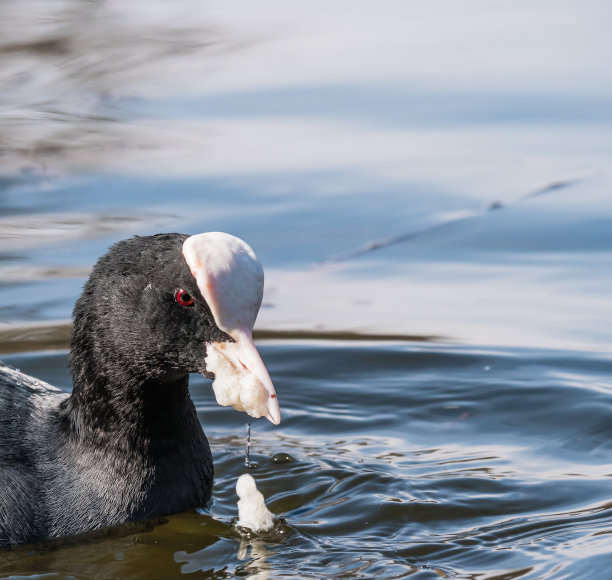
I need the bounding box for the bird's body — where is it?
[0,232,279,547]
[0,362,212,545]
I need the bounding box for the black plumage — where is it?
[0,233,234,547]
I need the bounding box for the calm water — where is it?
[1,1,612,578]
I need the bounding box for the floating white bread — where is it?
[182,233,280,424]
[236,473,276,532]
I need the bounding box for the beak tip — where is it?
[267,405,281,425]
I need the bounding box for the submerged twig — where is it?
[322,175,590,265]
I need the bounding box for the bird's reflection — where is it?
[237,537,272,580]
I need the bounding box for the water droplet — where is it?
[272,452,294,464]
[244,422,251,468]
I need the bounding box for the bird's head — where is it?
[70,232,280,425]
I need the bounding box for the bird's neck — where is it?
[61,363,201,453]
[56,364,214,515]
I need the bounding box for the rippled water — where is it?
[1,1,612,578]
[2,345,612,578]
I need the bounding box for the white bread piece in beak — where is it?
[182,232,280,425]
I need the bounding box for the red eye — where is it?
[175,289,194,307]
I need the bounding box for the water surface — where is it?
[1,1,611,578]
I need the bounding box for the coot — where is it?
[0,232,280,547]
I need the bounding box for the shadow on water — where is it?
[0,514,238,579]
[0,323,444,356]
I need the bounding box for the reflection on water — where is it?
[1,0,612,578]
[0,0,242,173]
[0,210,180,251]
